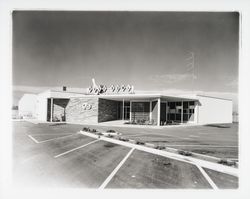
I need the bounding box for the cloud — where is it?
[13,85,89,94]
[12,85,50,93]
[149,74,197,84]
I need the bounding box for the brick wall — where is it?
[98,98,119,122]
[66,97,98,123]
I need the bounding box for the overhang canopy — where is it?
[97,93,199,102]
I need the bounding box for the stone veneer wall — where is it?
[66,97,98,123]
[98,98,119,123]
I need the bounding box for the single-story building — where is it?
[18,86,233,126]
[18,93,37,118]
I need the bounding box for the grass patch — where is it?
[192,149,215,155]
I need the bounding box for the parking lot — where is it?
[12,121,238,189]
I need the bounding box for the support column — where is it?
[130,101,132,122]
[194,101,199,124]
[166,101,168,122]
[181,101,183,123]
[149,101,152,122]
[122,99,124,120]
[157,98,161,126]
[50,98,53,122]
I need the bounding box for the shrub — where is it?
[119,137,129,142]
[136,141,145,145]
[155,146,166,150]
[106,129,116,133]
[131,120,136,124]
[178,150,192,156]
[82,127,90,132]
[90,129,97,133]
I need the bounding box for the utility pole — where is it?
[186,51,195,93]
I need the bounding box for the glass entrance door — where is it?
[124,106,130,120]
[123,101,130,120]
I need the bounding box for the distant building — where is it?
[18,85,233,126]
[11,105,19,119]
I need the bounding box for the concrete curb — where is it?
[79,130,238,177]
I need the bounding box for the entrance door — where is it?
[124,106,130,120]
[160,103,167,124]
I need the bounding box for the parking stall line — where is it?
[27,133,77,144]
[38,133,77,143]
[196,164,218,189]
[27,135,39,144]
[29,133,74,136]
[54,139,99,158]
[99,148,135,189]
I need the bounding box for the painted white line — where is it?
[28,135,39,144]
[30,133,74,136]
[38,133,77,143]
[54,140,99,158]
[189,135,200,138]
[99,148,135,189]
[196,165,218,189]
[79,131,238,177]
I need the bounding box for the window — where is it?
[183,109,188,114]
[189,101,195,106]
[169,102,175,109]
[176,102,181,106]
[167,101,195,123]
[183,101,188,109]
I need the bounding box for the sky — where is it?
[12,11,239,110]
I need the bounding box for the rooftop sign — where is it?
[87,84,135,95]
[86,78,135,95]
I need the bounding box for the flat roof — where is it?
[36,89,232,102]
[82,93,198,101]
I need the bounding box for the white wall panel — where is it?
[197,95,232,124]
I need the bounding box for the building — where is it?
[18,85,233,126]
[18,94,37,118]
